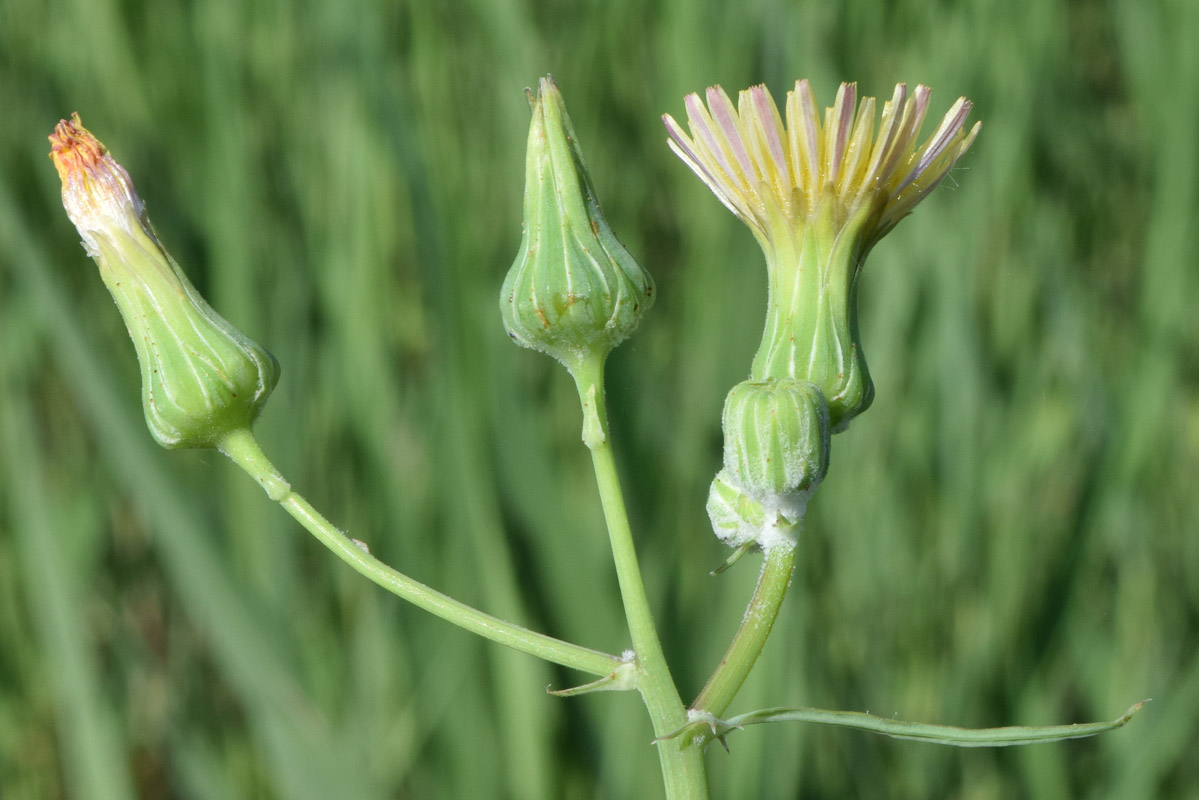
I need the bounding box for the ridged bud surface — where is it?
[721,379,830,498]
[501,76,654,370]
[748,199,875,430]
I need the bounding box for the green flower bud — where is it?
[50,114,279,450]
[706,379,829,551]
[720,378,830,499]
[501,76,654,372]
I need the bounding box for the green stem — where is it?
[571,356,708,800]
[217,427,620,678]
[692,542,797,717]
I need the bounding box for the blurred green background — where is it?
[1,0,1196,797]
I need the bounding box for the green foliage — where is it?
[0,0,1195,797]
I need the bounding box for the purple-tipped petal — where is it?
[878,84,931,188]
[792,80,821,196]
[684,92,741,190]
[663,77,979,246]
[666,138,745,222]
[838,96,877,204]
[706,86,756,185]
[864,83,908,185]
[749,84,789,186]
[662,113,703,169]
[828,82,857,184]
[913,97,972,177]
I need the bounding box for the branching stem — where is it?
[217,427,620,679]
[571,355,709,799]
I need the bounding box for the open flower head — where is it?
[663,80,979,250]
[50,114,279,449]
[664,81,979,431]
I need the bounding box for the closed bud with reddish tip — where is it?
[50,114,279,449]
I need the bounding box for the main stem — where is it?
[571,356,708,800]
[217,427,619,678]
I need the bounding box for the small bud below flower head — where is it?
[721,378,830,498]
[707,379,830,551]
[49,114,280,449]
[501,76,654,373]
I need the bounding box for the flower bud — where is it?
[706,379,829,551]
[501,76,654,372]
[720,378,830,498]
[50,114,279,449]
